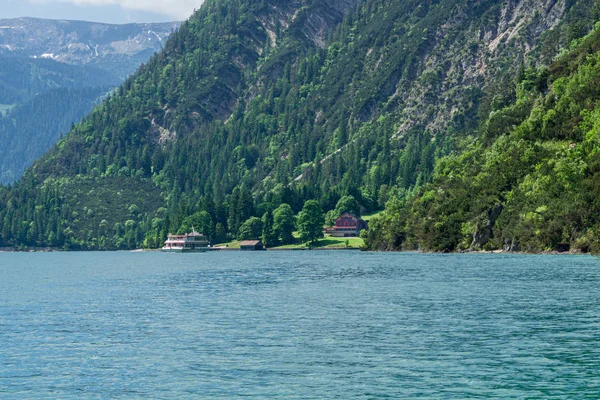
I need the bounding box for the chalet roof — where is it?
[336,212,366,222]
[338,211,356,217]
[240,240,262,246]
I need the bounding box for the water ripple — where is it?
[0,251,598,398]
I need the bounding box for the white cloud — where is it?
[31,0,202,20]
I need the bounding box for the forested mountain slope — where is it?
[0,19,179,184]
[0,56,121,184]
[0,86,114,184]
[365,25,600,253]
[1,0,599,250]
[0,56,119,105]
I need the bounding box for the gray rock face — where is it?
[471,203,504,250]
[394,0,567,138]
[503,239,521,252]
[259,0,362,48]
[0,17,181,78]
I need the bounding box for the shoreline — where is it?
[0,246,593,255]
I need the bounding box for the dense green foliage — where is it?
[273,203,296,245]
[297,200,325,246]
[261,209,277,246]
[238,216,263,240]
[2,0,600,250]
[365,25,600,252]
[326,195,361,224]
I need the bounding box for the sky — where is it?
[1,0,201,24]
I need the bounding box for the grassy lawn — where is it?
[361,210,382,222]
[213,212,379,250]
[214,235,363,250]
[271,235,363,250]
[213,240,242,249]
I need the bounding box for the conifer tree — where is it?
[261,209,277,247]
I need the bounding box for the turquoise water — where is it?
[0,251,599,398]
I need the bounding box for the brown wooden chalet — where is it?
[326,212,368,237]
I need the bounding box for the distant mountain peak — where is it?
[0,17,180,78]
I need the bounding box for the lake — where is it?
[0,251,599,398]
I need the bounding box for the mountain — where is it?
[0,18,180,79]
[1,0,599,251]
[0,55,119,105]
[364,25,600,253]
[0,18,180,184]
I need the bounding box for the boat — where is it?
[161,228,210,252]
